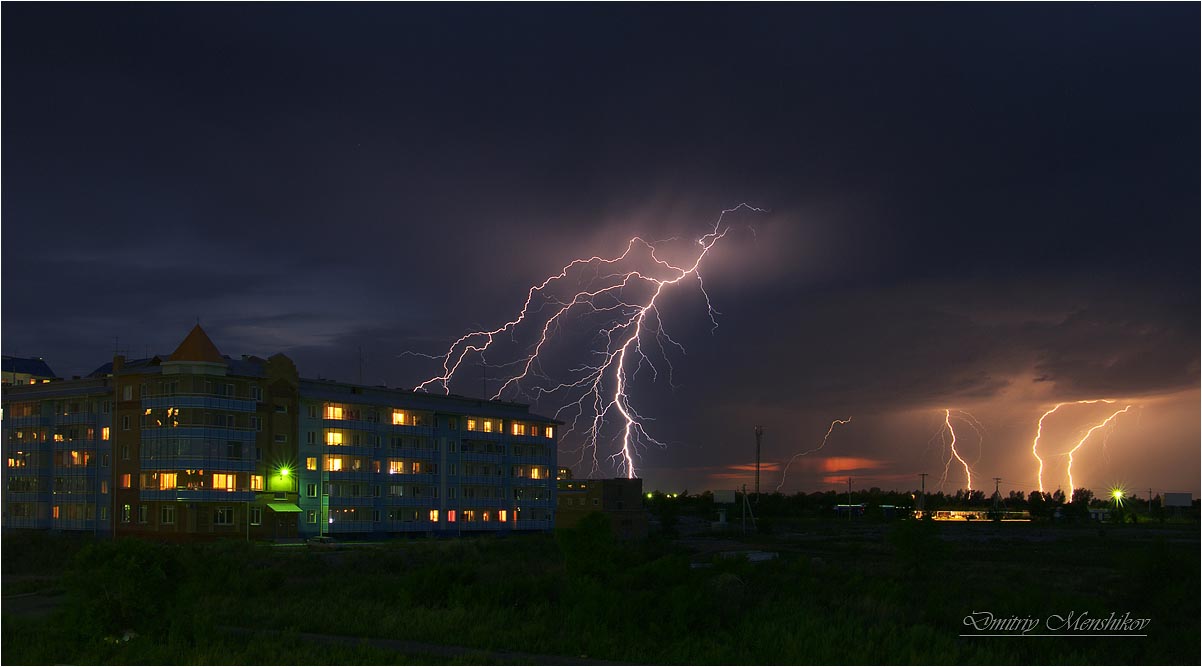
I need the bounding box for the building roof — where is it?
[87,356,163,377]
[169,325,225,364]
[2,356,57,379]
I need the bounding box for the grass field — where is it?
[2,516,1198,665]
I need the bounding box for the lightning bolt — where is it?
[938,409,973,492]
[1065,405,1132,492]
[1030,399,1115,493]
[775,417,852,492]
[410,203,766,478]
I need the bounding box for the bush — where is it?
[62,539,184,638]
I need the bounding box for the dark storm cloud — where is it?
[3,4,1197,490]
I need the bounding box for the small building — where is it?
[556,477,647,539]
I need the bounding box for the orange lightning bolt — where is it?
[775,417,852,492]
[1064,405,1132,493]
[940,409,973,492]
[1030,399,1116,493]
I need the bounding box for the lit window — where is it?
[392,410,406,425]
[389,460,404,474]
[545,426,553,438]
[120,473,132,489]
[326,456,343,472]
[530,467,542,480]
[159,473,177,490]
[250,475,264,491]
[52,506,60,520]
[483,420,493,433]
[447,510,457,523]
[53,433,64,442]
[212,473,237,491]
[429,509,439,522]
[463,509,476,523]
[530,426,540,437]
[324,404,343,420]
[466,418,477,431]
[326,431,343,445]
[101,427,110,441]
[482,511,491,522]
[499,509,508,522]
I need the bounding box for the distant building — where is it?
[3,325,559,540]
[2,356,57,386]
[555,477,647,539]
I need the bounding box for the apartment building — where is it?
[2,325,559,540]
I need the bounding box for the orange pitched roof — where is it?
[169,324,225,364]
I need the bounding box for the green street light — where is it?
[279,466,291,478]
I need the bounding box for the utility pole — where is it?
[741,484,747,533]
[847,477,853,521]
[918,473,928,514]
[753,426,764,500]
[992,477,1002,519]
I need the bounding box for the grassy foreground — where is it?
[2,517,1198,664]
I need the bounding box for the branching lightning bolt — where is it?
[775,417,852,492]
[1030,399,1125,493]
[937,409,973,492]
[1065,405,1132,492]
[410,203,765,478]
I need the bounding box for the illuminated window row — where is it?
[10,427,111,442]
[127,470,259,492]
[319,404,430,427]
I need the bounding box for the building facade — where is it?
[2,325,559,540]
[555,476,647,539]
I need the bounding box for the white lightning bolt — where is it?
[775,418,852,492]
[409,204,765,478]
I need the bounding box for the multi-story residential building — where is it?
[2,377,112,533]
[2,325,559,540]
[296,380,557,537]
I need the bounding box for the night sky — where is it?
[4,5,1198,495]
